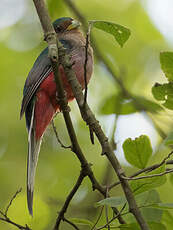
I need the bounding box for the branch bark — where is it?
[63,0,166,140]
[32,0,125,228]
[0,189,31,230]
[109,150,173,190]
[54,169,85,229]
[59,49,150,230]
[32,0,149,229]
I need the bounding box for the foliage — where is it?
[123,135,152,169]
[1,0,173,230]
[90,20,131,47]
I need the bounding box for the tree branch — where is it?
[54,169,85,229]
[0,189,31,230]
[90,206,104,230]
[96,204,126,230]
[52,120,71,149]
[31,1,149,229]
[63,0,167,140]
[121,168,173,181]
[59,39,149,230]
[32,0,125,227]
[109,150,173,189]
[63,217,80,230]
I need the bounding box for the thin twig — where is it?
[60,47,150,229]
[54,169,85,229]
[0,217,31,230]
[5,188,22,216]
[0,189,31,230]
[96,204,126,230]
[121,168,173,181]
[109,150,173,189]
[30,3,110,228]
[105,187,110,230]
[63,0,167,140]
[91,206,104,230]
[32,1,146,229]
[63,217,80,230]
[52,120,71,149]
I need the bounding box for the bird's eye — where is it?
[56,26,62,32]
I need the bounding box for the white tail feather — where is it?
[27,102,42,216]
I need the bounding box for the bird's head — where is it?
[53,17,81,34]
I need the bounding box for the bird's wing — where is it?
[20,47,52,119]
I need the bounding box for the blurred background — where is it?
[0,0,173,229]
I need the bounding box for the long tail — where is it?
[27,101,42,216]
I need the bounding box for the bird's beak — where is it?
[67,19,81,31]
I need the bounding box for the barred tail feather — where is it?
[27,101,42,216]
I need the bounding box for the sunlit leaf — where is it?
[90,20,131,47]
[130,165,167,195]
[123,135,152,169]
[160,52,173,81]
[152,82,173,110]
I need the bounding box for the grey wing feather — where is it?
[20,48,52,119]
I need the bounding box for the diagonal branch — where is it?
[5,188,22,216]
[63,0,167,139]
[63,217,80,230]
[31,0,125,228]
[0,189,31,230]
[59,48,149,230]
[109,150,173,189]
[54,169,86,229]
[52,120,71,149]
[121,168,173,181]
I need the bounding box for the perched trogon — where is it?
[20,17,93,215]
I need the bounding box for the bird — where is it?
[20,17,93,216]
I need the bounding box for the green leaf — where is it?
[152,82,173,110]
[151,203,173,210]
[100,94,137,115]
[134,96,162,113]
[130,165,167,195]
[68,218,93,226]
[119,222,166,230]
[137,190,162,223]
[160,52,173,81]
[90,20,131,47]
[123,135,152,169]
[96,196,126,207]
[136,190,161,207]
[100,94,162,115]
